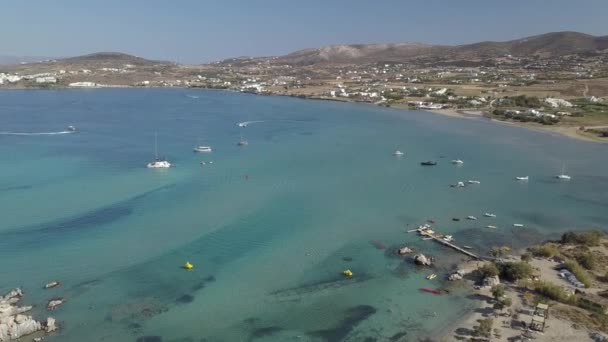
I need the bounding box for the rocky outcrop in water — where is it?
[413,254,432,266]
[0,288,56,341]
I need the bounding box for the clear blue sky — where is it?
[2,0,607,63]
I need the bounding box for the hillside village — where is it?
[2,32,608,140]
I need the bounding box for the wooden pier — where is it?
[408,227,481,260]
[427,235,481,259]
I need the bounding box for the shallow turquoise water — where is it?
[0,88,607,341]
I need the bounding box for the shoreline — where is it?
[2,85,605,145]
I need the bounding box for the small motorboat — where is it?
[451,159,464,165]
[467,180,481,184]
[443,235,454,242]
[343,269,353,277]
[393,150,404,156]
[456,181,465,187]
[193,146,212,153]
[183,262,194,270]
[420,288,442,295]
[513,223,524,227]
[484,213,497,218]
[421,161,437,166]
[556,174,571,180]
[452,218,460,222]
[466,216,477,220]
[463,245,473,249]
[515,176,529,181]
[426,274,437,280]
[67,125,77,132]
[237,139,248,146]
[44,281,60,289]
[486,225,498,229]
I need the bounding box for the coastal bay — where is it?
[1,88,607,341]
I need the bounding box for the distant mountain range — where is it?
[59,52,172,66]
[3,31,607,68]
[273,31,608,65]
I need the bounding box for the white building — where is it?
[36,76,57,84]
[545,98,573,108]
[69,81,96,87]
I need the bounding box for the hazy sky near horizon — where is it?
[2,0,607,63]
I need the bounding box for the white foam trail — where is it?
[0,131,75,136]
[236,120,265,127]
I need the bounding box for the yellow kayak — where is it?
[183,262,194,270]
[343,269,353,277]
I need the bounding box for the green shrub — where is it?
[479,263,500,278]
[564,259,593,288]
[521,253,532,262]
[561,231,603,246]
[499,262,534,282]
[577,253,598,270]
[535,281,571,302]
[529,244,559,258]
[492,284,506,300]
[473,318,494,338]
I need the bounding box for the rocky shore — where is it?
[0,288,56,341]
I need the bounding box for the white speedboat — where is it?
[393,150,404,156]
[556,164,571,180]
[486,225,498,229]
[147,133,171,169]
[451,159,464,164]
[484,213,497,218]
[467,180,481,184]
[513,223,524,227]
[193,146,212,153]
[457,181,465,187]
[443,235,454,242]
[515,176,529,181]
[67,125,77,132]
[466,216,477,220]
[237,139,248,146]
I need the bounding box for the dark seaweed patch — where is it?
[389,332,408,341]
[204,275,216,282]
[0,185,174,248]
[191,282,206,291]
[136,336,162,342]
[243,317,260,325]
[269,273,372,298]
[250,326,283,340]
[308,305,377,341]
[342,257,353,262]
[176,294,195,304]
[0,185,32,192]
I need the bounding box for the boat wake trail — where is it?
[237,120,266,127]
[0,131,75,136]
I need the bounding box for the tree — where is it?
[474,318,494,338]
[492,285,506,301]
[479,263,500,278]
[499,262,534,282]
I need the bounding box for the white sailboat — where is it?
[147,133,171,168]
[556,163,571,180]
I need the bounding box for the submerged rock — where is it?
[397,247,413,255]
[46,299,64,311]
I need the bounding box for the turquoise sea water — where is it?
[1,88,607,341]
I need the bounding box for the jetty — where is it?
[408,225,481,260]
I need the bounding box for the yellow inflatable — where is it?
[343,269,353,277]
[183,262,194,270]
